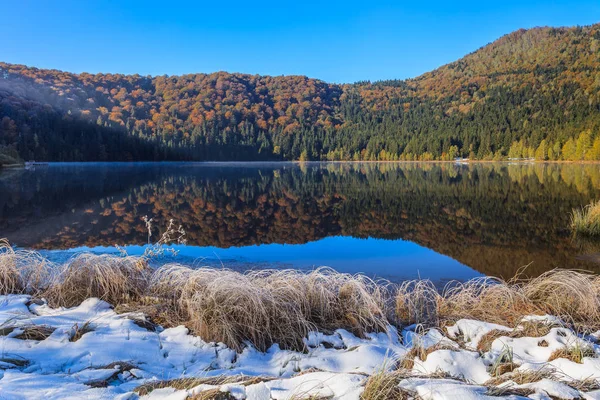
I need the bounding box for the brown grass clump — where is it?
[44,253,150,308]
[439,277,539,327]
[571,200,600,237]
[524,270,600,330]
[70,321,94,342]
[9,325,56,341]
[396,280,441,326]
[0,239,53,295]
[477,330,512,353]
[548,343,596,364]
[485,386,535,397]
[360,370,411,400]
[517,320,558,337]
[485,367,556,386]
[150,266,390,351]
[114,301,173,331]
[568,377,600,392]
[394,270,600,334]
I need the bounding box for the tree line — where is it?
[0,23,599,162]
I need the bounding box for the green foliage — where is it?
[1,23,600,161]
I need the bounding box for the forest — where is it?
[0,24,599,162]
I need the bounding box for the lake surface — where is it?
[1,162,600,284]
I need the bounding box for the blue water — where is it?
[3,161,600,283]
[39,236,476,284]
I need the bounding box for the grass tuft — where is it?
[0,239,54,295]
[44,253,150,308]
[360,370,410,400]
[439,276,538,327]
[548,342,596,364]
[70,321,94,342]
[524,270,600,330]
[150,266,390,351]
[8,325,56,341]
[485,367,556,386]
[571,200,600,237]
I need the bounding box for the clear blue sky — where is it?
[2,1,599,83]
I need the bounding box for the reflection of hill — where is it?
[1,163,600,278]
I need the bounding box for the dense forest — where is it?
[1,24,600,162]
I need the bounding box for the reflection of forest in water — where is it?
[1,162,600,278]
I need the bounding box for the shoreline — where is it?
[2,160,600,166]
[2,244,600,398]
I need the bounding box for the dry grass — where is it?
[43,253,150,308]
[0,325,56,341]
[396,270,600,333]
[70,321,94,342]
[524,270,600,330]
[439,276,539,327]
[396,280,440,326]
[398,341,457,369]
[489,344,516,377]
[2,238,600,353]
[477,321,559,352]
[14,325,55,341]
[548,342,596,364]
[0,239,53,295]
[568,377,600,392]
[571,200,600,237]
[485,386,535,397]
[485,367,556,386]
[360,370,411,400]
[115,301,173,331]
[135,375,272,396]
[150,266,390,351]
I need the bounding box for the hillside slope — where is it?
[0,24,599,161]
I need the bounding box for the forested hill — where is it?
[1,23,600,162]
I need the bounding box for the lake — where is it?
[1,162,599,284]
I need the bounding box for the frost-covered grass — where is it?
[571,200,600,237]
[3,241,600,347]
[2,241,600,398]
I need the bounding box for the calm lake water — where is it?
[1,162,600,284]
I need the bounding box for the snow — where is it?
[446,319,512,350]
[0,295,598,399]
[413,349,491,384]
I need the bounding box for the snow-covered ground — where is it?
[0,295,599,399]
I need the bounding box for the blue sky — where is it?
[2,1,599,82]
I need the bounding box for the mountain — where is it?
[1,24,599,162]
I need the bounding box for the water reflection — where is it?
[1,162,599,281]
